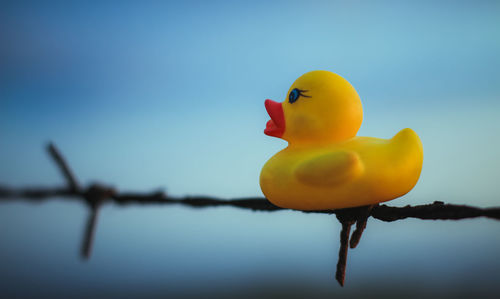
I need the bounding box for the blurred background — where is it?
[1,0,500,298]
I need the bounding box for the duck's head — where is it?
[264,70,363,145]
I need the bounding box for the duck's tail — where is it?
[392,128,423,155]
[388,128,424,193]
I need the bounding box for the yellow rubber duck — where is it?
[260,70,423,210]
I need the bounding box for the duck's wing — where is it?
[295,151,364,187]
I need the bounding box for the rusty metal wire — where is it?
[0,142,499,286]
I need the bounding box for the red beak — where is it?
[264,99,285,138]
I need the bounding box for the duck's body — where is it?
[260,128,423,210]
[260,70,423,210]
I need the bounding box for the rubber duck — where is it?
[260,70,423,210]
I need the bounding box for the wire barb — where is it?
[334,205,374,286]
[349,205,374,249]
[81,204,100,259]
[335,219,354,286]
[46,142,81,193]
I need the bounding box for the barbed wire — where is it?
[0,143,499,286]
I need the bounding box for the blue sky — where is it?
[1,1,500,297]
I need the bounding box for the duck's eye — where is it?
[289,89,300,103]
[288,88,311,104]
